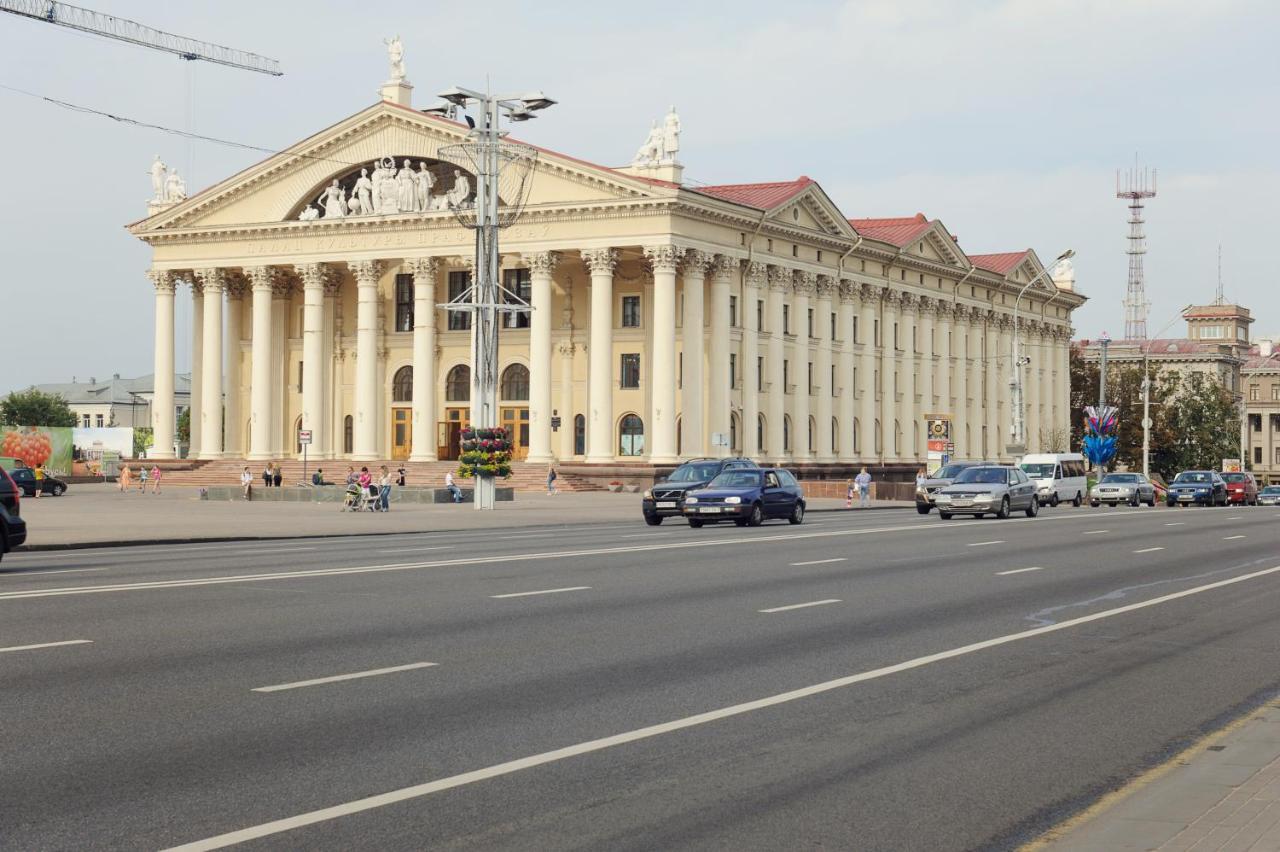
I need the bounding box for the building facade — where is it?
[33,373,191,434]
[1244,339,1280,484]
[131,83,1083,468]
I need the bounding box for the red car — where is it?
[1222,472,1259,505]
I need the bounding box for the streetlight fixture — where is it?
[1010,248,1075,455]
[1140,304,1193,478]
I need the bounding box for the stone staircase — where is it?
[155,458,604,492]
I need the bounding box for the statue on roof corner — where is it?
[632,121,664,167]
[631,107,681,168]
[148,155,168,201]
[384,35,406,82]
[662,105,680,162]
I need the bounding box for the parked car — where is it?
[682,467,805,528]
[1221,472,1259,506]
[1090,472,1157,507]
[8,467,67,497]
[915,460,999,514]
[1166,471,1227,507]
[1018,453,1089,507]
[1258,485,1280,506]
[933,465,1039,519]
[0,467,28,564]
[642,457,759,525]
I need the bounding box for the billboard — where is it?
[0,425,74,477]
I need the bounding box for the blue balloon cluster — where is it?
[1083,433,1117,466]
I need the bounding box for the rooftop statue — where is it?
[662,105,681,162]
[148,155,168,201]
[384,35,406,82]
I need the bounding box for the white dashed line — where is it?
[375,546,454,554]
[1224,535,1247,541]
[1,567,109,577]
[790,558,846,566]
[759,599,842,613]
[1164,522,1185,526]
[1082,530,1109,535]
[0,639,94,654]
[252,662,438,693]
[490,586,592,599]
[968,540,1005,547]
[1133,547,1165,554]
[996,566,1045,576]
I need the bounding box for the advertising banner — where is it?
[0,425,74,477]
[73,427,135,477]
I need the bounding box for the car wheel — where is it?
[1025,498,1039,518]
[1073,492,1082,507]
[788,502,805,525]
[734,518,748,527]
[939,511,953,520]
[1147,495,1156,507]
[52,485,65,497]
[996,497,1011,519]
[644,515,663,526]
[746,503,764,527]
[916,504,931,515]
[1166,501,1176,508]
[1090,501,1099,508]
[1129,495,1139,507]
[1050,494,1060,507]
[688,518,704,528]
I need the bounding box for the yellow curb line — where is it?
[1020,699,1280,849]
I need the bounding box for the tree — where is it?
[1161,372,1240,474]
[177,407,190,445]
[0,388,78,427]
[133,427,154,458]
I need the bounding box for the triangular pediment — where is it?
[767,184,858,239]
[130,101,666,234]
[1009,251,1048,285]
[899,220,969,269]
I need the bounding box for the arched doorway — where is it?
[391,366,413,460]
[499,364,530,461]
[619,413,644,457]
[441,365,471,460]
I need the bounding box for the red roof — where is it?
[691,177,815,209]
[969,251,1029,275]
[848,213,932,247]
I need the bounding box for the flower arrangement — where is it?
[458,426,513,479]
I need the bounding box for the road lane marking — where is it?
[0,639,93,654]
[1228,516,1242,520]
[225,546,317,555]
[490,586,591,599]
[164,561,1280,852]
[1,567,109,577]
[375,546,454,554]
[1133,547,1165,554]
[1224,535,1247,540]
[996,567,1045,576]
[968,540,1005,547]
[759,599,842,613]
[252,662,438,693]
[1164,522,1184,526]
[790,558,846,566]
[1082,530,1109,535]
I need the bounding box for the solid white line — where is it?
[1082,530,1109,535]
[790,558,846,566]
[996,566,1045,576]
[252,662,437,693]
[1,567,109,577]
[1133,547,1165,554]
[490,586,591,599]
[759,599,842,613]
[1224,535,1247,541]
[968,540,1005,547]
[375,546,454,554]
[164,562,1280,852]
[0,639,93,654]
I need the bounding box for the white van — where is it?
[1018,453,1088,507]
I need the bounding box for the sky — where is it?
[1,0,1277,393]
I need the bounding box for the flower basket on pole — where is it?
[458,426,514,479]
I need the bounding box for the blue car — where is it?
[1166,470,1227,507]
[682,468,805,528]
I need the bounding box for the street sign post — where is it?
[299,429,312,484]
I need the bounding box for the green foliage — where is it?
[177,407,190,444]
[133,427,154,458]
[0,388,78,428]
[1160,372,1240,473]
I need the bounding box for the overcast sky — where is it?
[1,0,1276,394]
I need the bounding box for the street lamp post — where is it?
[1010,249,1074,455]
[1140,305,1193,479]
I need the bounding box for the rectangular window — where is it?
[1273,385,1280,402]
[729,353,737,388]
[621,294,641,328]
[729,295,738,327]
[1252,414,1262,432]
[831,364,836,396]
[807,362,813,393]
[447,271,472,330]
[82,414,90,428]
[298,360,304,393]
[678,352,683,390]
[757,356,764,391]
[783,359,789,390]
[502,268,531,329]
[394,273,414,332]
[1255,446,1263,464]
[757,299,764,332]
[1200,325,1224,339]
[912,326,918,352]
[1250,384,1260,401]
[782,305,790,335]
[894,322,899,350]
[874,318,880,346]
[620,353,641,389]
[830,312,837,341]
[853,315,860,344]
[95,414,104,428]
[807,308,814,338]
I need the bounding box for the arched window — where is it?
[343,415,353,454]
[574,414,585,456]
[831,417,839,455]
[894,420,901,455]
[757,414,766,453]
[392,366,413,402]
[619,414,644,457]
[874,419,882,454]
[675,416,682,456]
[294,416,304,454]
[808,416,816,453]
[500,364,529,400]
[446,365,471,401]
[730,412,740,453]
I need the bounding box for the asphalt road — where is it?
[2,504,1279,850]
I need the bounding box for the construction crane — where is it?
[0,0,282,75]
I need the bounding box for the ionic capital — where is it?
[643,244,681,273]
[523,251,560,277]
[582,248,618,276]
[147,269,177,295]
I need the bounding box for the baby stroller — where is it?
[342,483,373,512]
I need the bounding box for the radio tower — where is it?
[1117,161,1156,340]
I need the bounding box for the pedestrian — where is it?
[445,469,462,503]
[262,462,273,489]
[345,466,357,486]
[915,466,927,492]
[272,462,283,489]
[855,466,872,508]
[33,463,44,498]
[546,461,558,496]
[396,467,406,487]
[137,465,149,493]
[378,465,392,512]
[312,468,332,486]
[118,463,132,492]
[358,466,374,509]
[241,466,253,500]
[150,464,162,494]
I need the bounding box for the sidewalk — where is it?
[14,484,910,550]
[1034,698,1280,851]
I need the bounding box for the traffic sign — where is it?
[298,430,313,445]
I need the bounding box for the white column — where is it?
[409,257,439,461]
[766,266,789,462]
[707,255,732,458]
[742,262,766,459]
[583,249,617,463]
[525,251,558,463]
[998,315,1014,458]
[984,312,1000,458]
[815,275,835,462]
[836,281,856,462]
[189,281,204,455]
[899,295,918,463]
[921,297,937,419]
[954,306,970,458]
[858,284,879,462]
[681,250,710,458]
[881,290,901,460]
[195,268,224,459]
[1026,321,1042,453]
[937,301,953,451]
[351,260,382,461]
[270,281,289,457]
[149,270,177,458]
[223,280,244,457]
[792,272,813,461]
[558,341,577,460]
[323,278,340,459]
[645,245,679,464]
[245,267,274,461]
[300,263,330,459]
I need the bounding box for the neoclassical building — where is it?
[131,75,1084,469]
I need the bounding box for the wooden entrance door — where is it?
[391,408,411,460]
[439,408,470,460]
[501,407,530,461]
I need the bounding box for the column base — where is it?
[525,452,553,464]
[197,451,225,460]
[649,454,678,465]
[584,454,615,464]
[149,450,176,460]
[350,453,380,462]
[408,453,439,463]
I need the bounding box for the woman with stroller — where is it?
[377,465,392,512]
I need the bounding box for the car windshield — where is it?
[1263,486,1280,494]
[931,464,970,479]
[1020,463,1056,478]
[707,470,762,488]
[953,467,1007,485]
[1101,474,1140,483]
[667,462,722,483]
[1174,472,1210,483]
[1222,473,1248,483]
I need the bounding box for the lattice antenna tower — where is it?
[1117,160,1156,340]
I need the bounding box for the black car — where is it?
[682,467,806,527]
[642,457,759,525]
[9,467,67,497]
[0,467,28,564]
[1166,470,1228,507]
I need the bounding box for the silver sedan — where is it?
[1090,473,1157,507]
[934,466,1039,520]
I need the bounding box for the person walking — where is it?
[118,463,132,493]
[546,462,558,496]
[377,465,392,512]
[241,466,253,500]
[137,465,149,493]
[855,466,872,508]
[262,462,273,489]
[272,463,283,489]
[445,470,462,503]
[915,467,928,492]
[150,464,162,494]
[358,466,373,510]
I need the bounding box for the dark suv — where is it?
[642,457,759,525]
[0,467,28,565]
